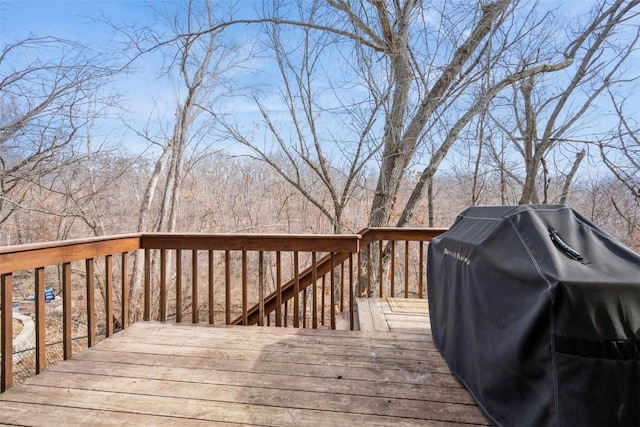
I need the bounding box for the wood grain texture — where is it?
[0,235,140,274]
[358,298,431,333]
[0,321,488,426]
[140,233,359,252]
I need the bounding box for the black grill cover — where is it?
[427,205,640,426]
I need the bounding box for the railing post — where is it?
[1,273,13,392]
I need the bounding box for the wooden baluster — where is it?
[357,248,363,299]
[159,249,167,322]
[242,251,247,325]
[258,251,264,326]
[176,249,182,323]
[1,273,13,392]
[378,242,384,298]
[35,267,46,373]
[340,261,345,312]
[144,248,151,321]
[390,241,395,298]
[330,253,336,329]
[293,252,299,328]
[321,275,326,326]
[192,249,198,324]
[349,254,354,330]
[404,241,409,298]
[86,259,96,347]
[105,255,113,338]
[302,287,307,328]
[367,243,372,297]
[284,301,289,327]
[419,241,425,299]
[62,262,72,359]
[225,250,231,325]
[276,251,282,327]
[208,250,214,324]
[122,252,129,329]
[312,252,317,329]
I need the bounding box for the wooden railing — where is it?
[235,228,448,328]
[0,228,446,392]
[0,234,140,392]
[139,233,360,329]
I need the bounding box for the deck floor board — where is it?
[0,301,488,426]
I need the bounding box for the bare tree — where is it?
[208,1,477,230]
[218,0,381,233]
[601,92,640,200]
[0,36,118,241]
[213,1,593,230]
[489,0,640,204]
[600,90,640,240]
[114,0,253,319]
[124,1,561,232]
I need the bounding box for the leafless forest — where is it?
[1,0,639,251]
[3,0,640,387]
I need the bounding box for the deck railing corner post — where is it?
[1,273,14,392]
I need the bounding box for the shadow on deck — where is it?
[0,299,488,426]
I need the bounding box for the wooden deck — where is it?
[0,300,488,426]
[356,297,431,333]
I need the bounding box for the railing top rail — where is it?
[359,228,448,246]
[140,233,360,252]
[0,228,450,275]
[0,233,142,255]
[0,234,141,275]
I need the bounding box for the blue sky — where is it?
[0,0,131,43]
[0,1,268,155]
[1,0,638,174]
[1,2,165,152]
[2,1,139,45]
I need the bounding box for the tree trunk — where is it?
[370,0,511,227]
